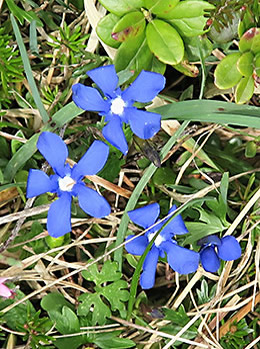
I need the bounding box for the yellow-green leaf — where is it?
[144,0,180,19]
[146,19,184,65]
[237,51,254,76]
[215,52,242,89]
[235,75,255,104]
[112,11,145,42]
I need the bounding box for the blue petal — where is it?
[27,169,57,198]
[47,192,72,238]
[125,108,161,139]
[121,70,166,103]
[200,246,220,272]
[125,235,148,255]
[72,83,109,113]
[102,116,128,155]
[71,141,109,181]
[161,205,189,238]
[161,241,199,274]
[197,234,221,247]
[87,65,118,98]
[128,203,160,229]
[74,183,111,218]
[140,246,159,289]
[37,132,68,177]
[218,236,241,261]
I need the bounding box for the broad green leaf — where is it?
[114,33,153,74]
[41,292,74,313]
[82,260,122,286]
[96,13,121,48]
[98,0,144,16]
[148,55,166,74]
[153,167,176,185]
[112,11,145,42]
[184,36,213,62]
[251,28,260,54]
[184,222,225,245]
[237,51,254,76]
[78,293,111,325]
[214,52,242,89]
[146,19,184,65]
[54,336,86,349]
[239,27,260,53]
[144,0,180,19]
[235,75,255,104]
[169,0,215,37]
[95,331,135,348]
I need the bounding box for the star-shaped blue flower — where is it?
[125,203,199,289]
[198,235,241,273]
[72,65,165,155]
[26,132,111,238]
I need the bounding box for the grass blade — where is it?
[11,14,49,124]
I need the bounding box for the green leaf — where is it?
[184,222,225,245]
[11,15,48,123]
[79,261,129,324]
[239,27,260,53]
[114,33,153,74]
[0,289,36,331]
[237,51,254,76]
[214,52,242,89]
[146,19,184,65]
[82,260,122,286]
[78,293,111,325]
[4,102,84,181]
[6,0,43,26]
[41,293,74,313]
[169,0,215,37]
[112,11,145,42]
[184,35,213,62]
[98,0,144,16]
[100,280,129,317]
[154,99,260,128]
[144,0,180,19]
[95,331,135,348]
[153,167,176,185]
[96,13,121,48]
[235,75,255,104]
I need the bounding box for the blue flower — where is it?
[125,203,200,289]
[72,65,165,155]
[198,235,241,273]
[26,132,111,238]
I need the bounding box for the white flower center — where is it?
[58,175,76,192]
[110,97,125,115]
[148,232,165,247]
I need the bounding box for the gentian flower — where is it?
[0,278,12,298]
[125,203,199,289]
[27,132,111,238]
[198,235,241,273]
[72,65,165,155]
